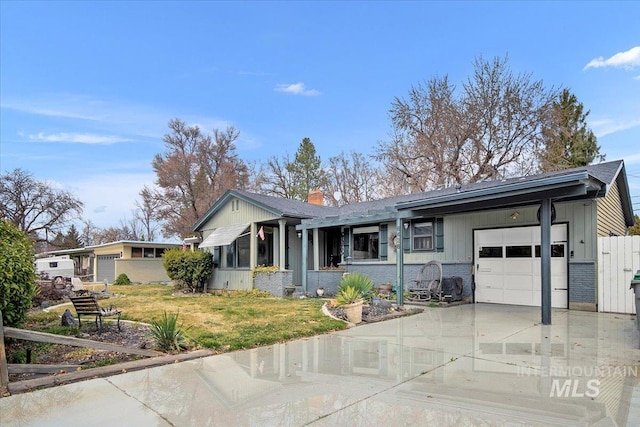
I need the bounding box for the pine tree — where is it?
[286,138,325,201]
[540,89,604,171]
[629,214,640,236]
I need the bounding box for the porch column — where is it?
[250,222,257,269]
[313,228,320,270]
[278,219,286,270]
[301,229,308,292]
[396,217,404,306]
[540,199,552,325]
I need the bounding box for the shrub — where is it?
[0,220,38,327]
[162,248,214,292]
[337,272,374,302]
[32,284,65,307]
[114,273,132,286]
[335,286,363,306]
[149,311,188,351]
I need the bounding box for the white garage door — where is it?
[474,225,567,308]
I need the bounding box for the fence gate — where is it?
[597,236,640,314]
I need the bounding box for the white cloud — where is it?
[590,118,640,138]
[27,132,131,145]
[67,172,156,228]
[584,46,640,70]
[274,82,321,96]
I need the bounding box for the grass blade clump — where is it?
[150,311,188,351]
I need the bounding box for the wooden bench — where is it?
[69,295,121,333]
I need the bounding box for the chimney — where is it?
[307,189,324,206]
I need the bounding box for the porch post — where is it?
[250,223,257,269]
[313,228,320,270]
[301,229,308,293]
[396,217,404,306]
[278,219,286,270]
[540,199,552,325]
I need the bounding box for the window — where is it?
[352,226,379,260]
[49,262,58,268]
[222,233,251,268]
[479,246,503,258]
[506,245,532,258]
[413,222,434,251]
[133,247,164,258]
[535,244,565,258]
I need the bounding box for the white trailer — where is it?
[35,255,75,287]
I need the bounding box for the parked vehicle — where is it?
[35,255,75,288]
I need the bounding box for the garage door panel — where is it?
[505,228,535,244]
[477,288,504,304]
[504,290,534,306]
[504,260,533,274]
[505,277,535,291]
[477,260,504,274]
[475,225,567,308]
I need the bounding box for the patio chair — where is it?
[407,260,442,302]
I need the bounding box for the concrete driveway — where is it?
[1,304,639,426]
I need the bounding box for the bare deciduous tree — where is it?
[149,118,249,239]
[376,56,557,195]
[323,151,381,206]
[135,186,161,241]
[0,168,83,244]
[258,153,298,199]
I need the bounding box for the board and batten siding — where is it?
[440,200,598,263]
[596,180,627,237]
[199,197,281,232]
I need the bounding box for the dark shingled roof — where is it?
[336,160,623,215]
[194,160,630,231]
[232,190,338,218]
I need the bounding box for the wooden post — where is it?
[0,310,9,393]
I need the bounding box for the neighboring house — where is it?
[38,241,182,284]
[193,160,633,313]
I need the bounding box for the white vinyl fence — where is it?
[597,236,640,314]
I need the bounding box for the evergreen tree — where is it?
[540,89,604,171]
[629,214,640,236]
[286,138,325,201]
[62,224,83,248]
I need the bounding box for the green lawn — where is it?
[44,284,347,352]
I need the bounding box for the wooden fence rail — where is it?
[1,309,163,396]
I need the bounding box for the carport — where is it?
[394,166,631,324]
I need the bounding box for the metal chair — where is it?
[407,260,442,301]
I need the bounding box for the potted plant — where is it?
[336,285,364,324]
[335,272,374,323]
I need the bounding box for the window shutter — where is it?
[342,228,350,261]
[379,224,388,261]
[435,218,444,252]
[403,222,411,254]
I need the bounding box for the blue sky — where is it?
[1,1,639,231]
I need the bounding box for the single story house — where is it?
[38,240,183,284]
[192,160,633,316]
